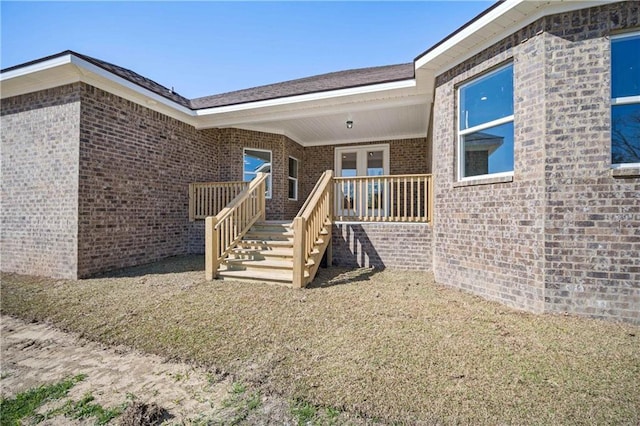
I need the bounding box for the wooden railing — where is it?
[292,170,334,288]
[333,174,432,223]
[189,181,249,221]
[205,173,268,280]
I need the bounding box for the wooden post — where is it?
[427,175,434,224]
[326,170,333,267]
[189,184,195,222]
[292,216,306,288]
[205,216,219,280]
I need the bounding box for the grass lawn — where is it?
[2,255,639,424]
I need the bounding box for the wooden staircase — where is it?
[217,220,331,286]
[206,170,334,288]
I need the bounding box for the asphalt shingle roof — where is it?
[189,63,415,109]
[2,51,415,111]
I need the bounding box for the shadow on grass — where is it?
[307,266,383,289]
[92,255,204,279]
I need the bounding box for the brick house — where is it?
[1,0,638,323]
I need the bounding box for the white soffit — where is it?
[415,0,615,75]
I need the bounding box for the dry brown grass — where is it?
[2,255,639,424]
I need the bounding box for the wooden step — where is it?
[230,247,294,259]
[243,230,294,240]
[237,239,294,248]
[224,258,294,271]
[217,269,297,284]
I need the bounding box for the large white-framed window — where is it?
[243,148,272,199]
[611,32,640,167]
[457,63,514,180]
[288,156,299,200]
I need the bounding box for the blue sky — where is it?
[1,1,493,99]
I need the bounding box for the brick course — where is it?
[77,84,219,276]
[1,84,81,279]
[332,223,432,271]
[432,1,639,322]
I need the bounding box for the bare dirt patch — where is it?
[2,255,640,424]
[1,315,228,424]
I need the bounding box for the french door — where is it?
[335,144,389,218]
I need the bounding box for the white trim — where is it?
[457,62,514,181]
[243,147,273,199]
[610,31,640,166]
[194,79,416,116]
[334,144,390,178]
[0,54,73,81]
[611,162,640,169]
[416,0,521,69]
[416,0,612,76]
[69,56,195,116]
[611,31,640,41]
[611,96,640,106]
[459,115,515,136]
[288,156,299,201]
[458,170,514,183]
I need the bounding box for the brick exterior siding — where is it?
[77,84,219,276]
[217,128,304,220]
[432,1,639,322]
[303,138,431,199]
[1,84,81,279]
[333,223,432,271]
[541,2,639,322]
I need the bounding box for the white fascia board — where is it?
[415,0,615,74]
[415,0,523,70]
[194,79,416,117]
[69,56,195,117]
[0,54,73,81]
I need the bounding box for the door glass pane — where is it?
[367,150,384,176]
[340,152,357,177]
[367,150,384,211]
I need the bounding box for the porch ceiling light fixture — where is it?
[346,120,353,129]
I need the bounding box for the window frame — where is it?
[288,156,299,201]
[456,62,515,182]
[610,31,640,169]
[243,147,272,199]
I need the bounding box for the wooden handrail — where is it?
[296,171,326,217]
[333,174,432,223]
[189,181,248,221]
[205,172,268,280]
[292,170,334,288]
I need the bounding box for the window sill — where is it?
[611,166,640,178]
[454,174,514,188]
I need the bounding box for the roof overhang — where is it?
[1,52,430,146]
[414,0,614,75]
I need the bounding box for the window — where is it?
[458,63,514,179]
[243,148,272,198]
[611,32,640,166]
[288,156,298,200]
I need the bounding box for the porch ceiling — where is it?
[227,100,429,147]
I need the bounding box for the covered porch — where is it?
[188,170,432,287]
